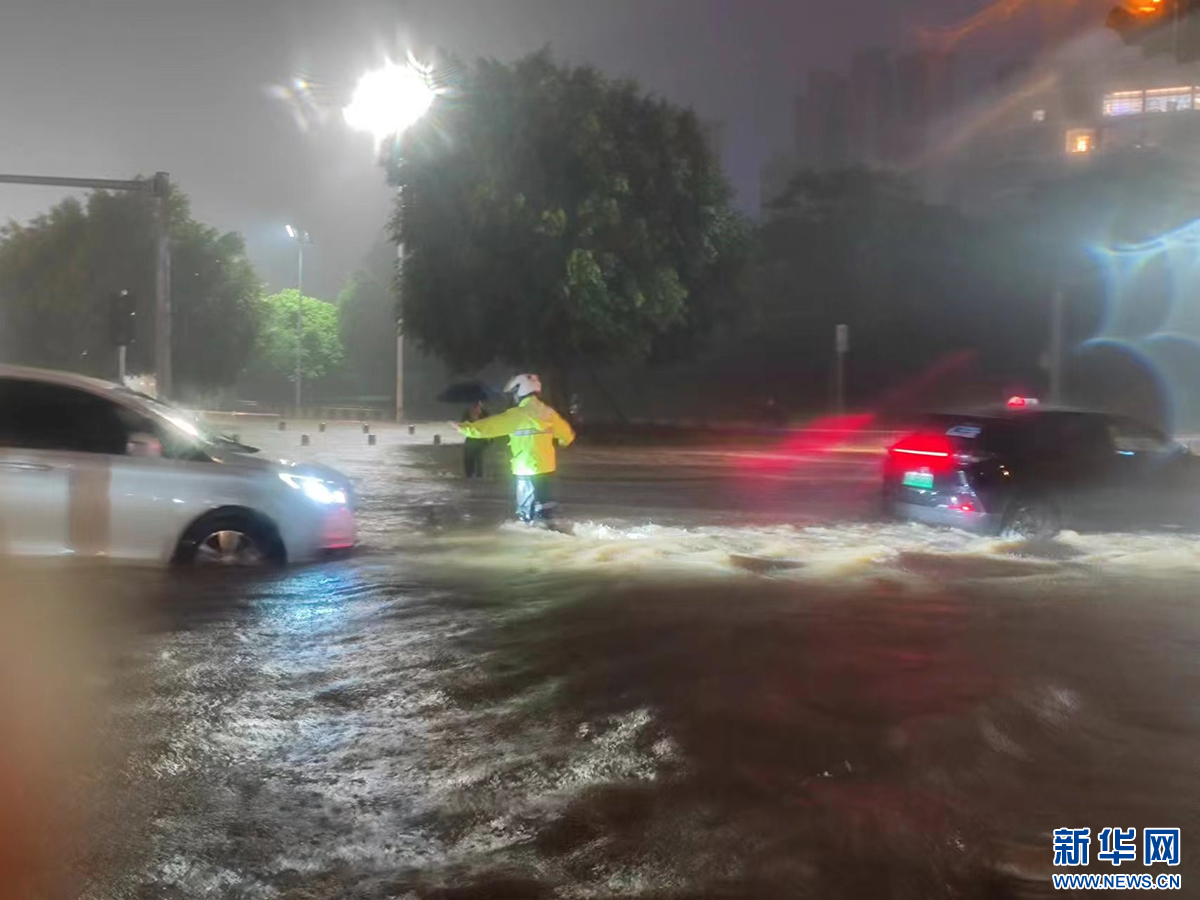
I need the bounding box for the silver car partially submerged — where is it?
[0,365,355,565]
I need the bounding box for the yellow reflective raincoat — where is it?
[457,395,576,476]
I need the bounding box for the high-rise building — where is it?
[761,48,957,212]
[940,43,1200,211]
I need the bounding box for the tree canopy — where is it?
[737,168,1048,411]
[387,50,747,384]
[0,183,260,394]
[244,289,343,400]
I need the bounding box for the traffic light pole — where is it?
[0,171,172,397]
[153,173,172,398]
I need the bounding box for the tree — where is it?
[386,50,747,396]
[0,183,261,394]
[337,269,396,399]
[739,168,1047,411]
[245,290,343,400]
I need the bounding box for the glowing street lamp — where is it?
[343,56,437,423]
[343,57,437,148]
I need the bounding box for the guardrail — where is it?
[198,407,390,423]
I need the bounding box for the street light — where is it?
[343,57,437,148]
[285,225,313,412]
[343,56,437,422]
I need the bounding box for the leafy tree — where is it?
[0,183,260,394]
[337,269,396,399]
[739,168,1047,410]
[386,50,747,396]
[245,289,343,399]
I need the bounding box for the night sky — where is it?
[0,0,1110,300]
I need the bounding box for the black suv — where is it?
[882,407,1200,537]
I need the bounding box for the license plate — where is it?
[902,471,935,490]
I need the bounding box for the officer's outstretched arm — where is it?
[458,407,524,439]
[551,410,576,447]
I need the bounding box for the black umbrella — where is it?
[437,380,505,405]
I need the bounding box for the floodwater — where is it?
[8,424,1200,899]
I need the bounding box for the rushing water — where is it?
[8,424,1198,898]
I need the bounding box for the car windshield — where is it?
[114,388,257,453]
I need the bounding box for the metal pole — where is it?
[395,189,405,423]
[834,324,849,415]
[835,352,845,415]
[0,174,146,191]
[396,326,405,423]
[153,172,172,399]
[0,171,172,396]
[1174,0,1182,60]
[118,345,127,384]
[295,242,304,413]
[1049,289,1065,405]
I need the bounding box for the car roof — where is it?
[0,363,122,397]
[929,405,1106,423]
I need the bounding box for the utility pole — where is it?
[834,324,849,414]
[153,172,171,398]
[285,226,311,413]
[0,172,172,397]
[1049,289,1065,405]
[395,195,405,424]
[296,240,304,412]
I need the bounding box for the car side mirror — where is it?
[126,432,163,457]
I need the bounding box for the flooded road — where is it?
[38,425,1200,898]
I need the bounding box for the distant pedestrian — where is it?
[453,374,576,524]
[461,399,489,478]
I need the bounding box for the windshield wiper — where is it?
[214,433,259,454]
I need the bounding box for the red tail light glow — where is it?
[887,433,956,473]
[892,446,951,458]
[889,434,953,459]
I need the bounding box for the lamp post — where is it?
[343,57,437,422]
[285,225,312,412]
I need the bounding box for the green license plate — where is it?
[902,471,935,490]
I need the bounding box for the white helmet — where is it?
[504,373,542,400]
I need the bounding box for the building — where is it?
[938,40,1200,211]
[760,48,957,212]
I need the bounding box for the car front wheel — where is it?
[174,511,285,566]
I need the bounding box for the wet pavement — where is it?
[19,424,1200,898]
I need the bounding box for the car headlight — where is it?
[279,472,348,505]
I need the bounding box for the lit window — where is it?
[1103,91,1145,117]
[1066,128,1096,155]
[1145,86,1194,112]
[1032,108,1047,123]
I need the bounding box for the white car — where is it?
[0,365,356,565]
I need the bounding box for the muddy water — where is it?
[45,426,1200,898]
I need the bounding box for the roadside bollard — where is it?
[433,434,441,446]
[362,423,370,434]
[368,433,377,446]
[278,420,287,431]
[408,424,415,435]
[319,422,326,433]
[301,434,310,446]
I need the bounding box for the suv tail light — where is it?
[888,432,993,471]
[888,433,954,468]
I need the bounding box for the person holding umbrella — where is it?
[452,373,575,524]
[460,398,489,478]
[438,381,499,479]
